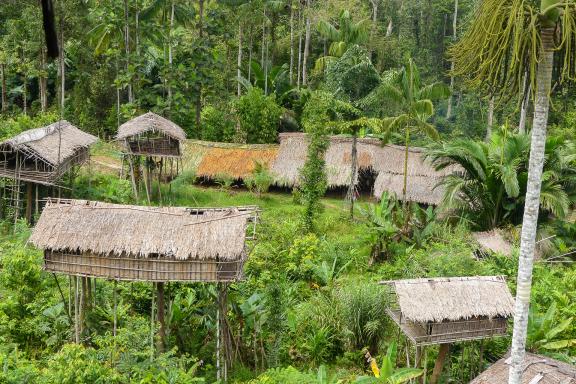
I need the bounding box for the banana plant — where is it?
[355,342,423,384]
[526,302,576,351]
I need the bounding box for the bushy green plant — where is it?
[200,105,234,142]
[246,366,316,384]
[215,173,235,191]
[234,88,282,144]
[245,161,274,197]
[0,112,58,141]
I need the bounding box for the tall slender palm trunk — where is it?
[302,0,311,86]
[289,0,294,84]
[446,0,458,119]
[486,96,494,141]
[237,23,243,97]
[0,63,6,113]
[519,72,530,134]
[508,27,555,384]
[347,129,358,218]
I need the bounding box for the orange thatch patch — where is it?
[196,146,278,180]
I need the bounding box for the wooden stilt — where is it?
[217,283,229,382]
[423,347,428,384]
[150,282,156,360]
[156,282,166,352]
[74,276,80,343]
[157,158,163,205]
[35,184,39,216]
[430,343,450,384]
[128,155,139,200]
[113,280,118,337]
[25,182,32,223]
[143,158,151,205]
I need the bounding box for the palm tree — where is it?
[362,59,449,203]
[315,10,370,71]
[450,1,576,382]
[427,128,574,230]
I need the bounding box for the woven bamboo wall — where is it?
[44,251,244,282]
[127,136,180,157]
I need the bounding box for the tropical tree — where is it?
[427,128,576,230]
[315,10,370,71]
[526,303,576,352]
[450,1,576,382]
[361,59,449,203]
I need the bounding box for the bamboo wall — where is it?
[127,136,180,157]
[44,250,244,282]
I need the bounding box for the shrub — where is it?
[200,105,235,142]
[245,161,274,197]
[234,88,282,144]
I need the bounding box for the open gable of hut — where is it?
[116,112,186,157]
[0,120,98,185]
[270,132,456,205]
[470,353,576,384]
[473,230,514,257]
[29,199,257,282]
[381,276,515,345]
[191,140,279,181]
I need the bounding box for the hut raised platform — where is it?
[381,276,515,346]
[471,353,576,384]
[29,199,258,282]
[116,112,186,158]
[0,121,97,186]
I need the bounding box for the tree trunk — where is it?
[124,0,133,103]
[157,282,166,352]
[519,72,530,134]
[302,0,311,86]
[195,0,205,131]
[486,96,494,141]
[446,0,458,119]
[22,75,27,116]
[237,23,243,97]
[1,63,7,113]
[168,2,175,114]
[297,5,303,88]
[39,47,48,112]
[508,26,554,384]
[59,0,65,112]
[430,344,450,384]
[347,129,358,219]
[402,128,410,203]
[289,0,294,84]
[248,27,253,82]
[386,19,393,37]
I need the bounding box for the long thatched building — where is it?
[471,353,576,384]
[116,112,186,158]
[0,120,97,185]
[30,199,257,282]
[381,276,515,346]
[270,132,456,205]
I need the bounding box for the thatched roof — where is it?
[471,353,576,384]
[381,276,515,323]
[192,140,278,180]
[0,121,97,166]
[116,112,186,142]
[29,199,253,260]
[473,230,514,257]
[271,133,456,205]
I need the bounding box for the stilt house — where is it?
[29,199,257,282]
[381,276,515,346]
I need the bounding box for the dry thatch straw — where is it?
[192,140,278,180]
[470,352,576,384]
[472,230,514,257]
[116,111,186,142]
[271,132,457,205]
[0,120,97,166]
[29,199,251,260]
[380,276,515,323]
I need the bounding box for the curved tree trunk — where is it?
[508,27,555,384]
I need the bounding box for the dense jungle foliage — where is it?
[0,0,575,383]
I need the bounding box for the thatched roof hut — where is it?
[473,230,514,257]
[116,112,186,157]
[191,140,278,181]
[381,276,515,346]
[30,199,257,282]
[270,133,455,204]
[0,120,98,185]
[470,353,576,384]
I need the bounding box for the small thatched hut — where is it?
[470,353,576,384]
[190,140,278,181]
[29,199,257,282]
[381,276,515,346]
[0,120,98,185]
[473,230,514,257]
[271,132,455,204]
[116,112,186,157]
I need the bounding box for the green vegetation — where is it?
[1,0,576,382]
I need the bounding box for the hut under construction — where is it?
[472,230,514,258]
[190,140,278,182]
[29,199,256,282]
[116,112,187,200]
[381,276,514,346]
[0,120,97,221]
[270,132,457,205]
[470,353,576,384]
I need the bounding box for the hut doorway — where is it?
[357,167,377,198]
